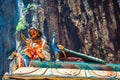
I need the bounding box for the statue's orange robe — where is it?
[25,38,46,61]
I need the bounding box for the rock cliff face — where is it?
[0,0,120,78]
[0,0,19,78]
[41,0,120,63]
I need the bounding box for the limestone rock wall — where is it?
[0,0,120,79]
[40,0,120,63]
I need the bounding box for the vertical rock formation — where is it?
[0,0,120,78]
[0,0,19,78]
[40,0,120,63]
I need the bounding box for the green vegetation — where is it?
[16,3,36,32]
[27,3,36,11]
[16,16,28,32]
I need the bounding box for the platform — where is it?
[2,61,120,80]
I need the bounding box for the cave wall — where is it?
[0,0,19,78]
[0,0,120,79]
[40,0,120,63]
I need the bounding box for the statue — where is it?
[52,32,66,61]
[23,27,47,66]
[8,51,24,72]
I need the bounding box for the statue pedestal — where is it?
[2,61,120,79]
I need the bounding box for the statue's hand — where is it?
[58,45,64,50]
[25,39,30,44]
[37,48,43,53]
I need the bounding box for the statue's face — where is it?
[29,29,39,39]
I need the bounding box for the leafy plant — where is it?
[27,3,36,11]
[16,3,36,32]
[16,16,28,32]
[22,7,28,15]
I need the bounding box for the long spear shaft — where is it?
[64,48,106,64]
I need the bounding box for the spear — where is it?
[21,33,27,41]
[64,48,106,64]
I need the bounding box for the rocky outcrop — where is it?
[40,0,120,63]
[0,0,19,78]
[0,0,120,79]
